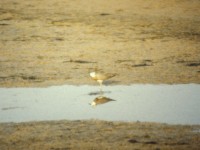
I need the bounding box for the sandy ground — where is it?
[0,0,200,87]
[0,120,200,150]
[0,0,200,149]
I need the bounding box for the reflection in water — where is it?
[0,84,199,124]
[90,96,116,106]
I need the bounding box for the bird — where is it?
[89,71,116,92]
[90,96,116,106]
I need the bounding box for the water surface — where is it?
[0,84,199,124]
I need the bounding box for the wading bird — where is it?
[90,71,116,92]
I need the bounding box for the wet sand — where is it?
[0,0,200,149]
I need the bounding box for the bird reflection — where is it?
[90,96,116,106]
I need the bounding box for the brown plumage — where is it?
[90,72,115,84]
[90,96,116,106]
[90,72,115,81]
[90,71,116,92]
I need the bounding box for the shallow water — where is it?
[0,84,199,125]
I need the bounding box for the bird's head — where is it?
[89,72,96,78]
[89,101,97,106]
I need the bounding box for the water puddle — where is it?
[0,84,199,125]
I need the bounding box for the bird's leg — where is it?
[98,80,103,95]
[100,83,103,95]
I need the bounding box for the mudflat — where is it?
[0,0,199,87]
[0,0,200,149]
[0,120,200,150]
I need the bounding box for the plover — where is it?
[90,71,116,92]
